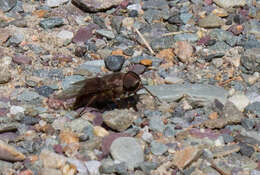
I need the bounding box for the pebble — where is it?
[0,0,17,12]
[174,41,194,63]
[149,116,165,133]
[45,0,69,7]
[245,102,260,117]
[10,106,25,115]
[0,69,11,84]
[198,14,224,28]
[35,85,54,97]
[61,75,85,90]
[228,93,250,112]
[85,160,101,175]
[103,109,138,132]
[96,29,115,40]
[72,0,123,12]
[12,55,32,65]
[17,90,40,103]
[104,55,125,72]
[213,0,246,8]
[67,118,93,134]
[172,146,201,169]
[0,140,26,162]
[57,30,74,40]
[138,84,228,105]
[150,141,168,156]
[110,137,144,169]
[39,18,64,29]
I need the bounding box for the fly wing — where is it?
[54,73,124,99]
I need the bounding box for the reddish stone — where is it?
[204,0,212,5]
[72,24,99,44]
[53,144,64,154]
[101,132,128,156]
[228,24,244,35]
[197,35,211,46]
[12,55,32,65]
[128,64,146,75]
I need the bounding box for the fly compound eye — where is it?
[123,71,141,92]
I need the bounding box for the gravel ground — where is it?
[0,0,260,174]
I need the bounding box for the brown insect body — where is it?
[55,71,159,109]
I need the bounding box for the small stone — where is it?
[39,168,62,175]
[72,0,123,12]
[96,29,115,39]
[139,161,159,174]
[228,94,250,112]
[110,137,144,169]
[241,118,255,130]
[85,160,101,175]
[35,85,54,97]
[239,143,255,157]
[12,55,32,65]
[212,8,228,17]
[0,28,10,44]
[245,102,260,117]
[10,106,25,115]
[68,118,92,134]
[59,131,79,144]
[0,140,26,162]
[0,0,17,12]
[6,33,24,46]
[223,134,234,144]
[72,24,99,44]
[39,149,67,169]
[213,0,246,8]
[0,69,11,84]
[57,30,74,40]
[140,59,152,66]
[104,55,125,72]
[103,109,138,132]
[163,125,176,137]
[93,126,109,137]
[174,41,194,63]
[129,10,138,17]
[149,116,165,133]
[45,0,69,7]
[156,48,174,62]
[17,90,40,103]
[150,141,168,156]
[39,18,64,29]
[172,146,202,170]
[198,14,224,28]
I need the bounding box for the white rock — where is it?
[57,30,74,40]
[10,106,25,115]
[85,160,101,175]
[228,94,250,112]
[46,0,69,7]
[213,0,246,8]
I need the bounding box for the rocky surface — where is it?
[0,0,259,174]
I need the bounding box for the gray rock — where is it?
[103,109,138,132]
[85,160,101,175]
[100,158,116,174]
[139,162,159,174]
[0,0,17,12]
[223,134,234,144]
[150,36,175,51]
[239,143,255,157]
[241,118,255,130]
[96,29,115,39]
[149,116,165,132]
[72,0,123,12]
[110,137,144,169]
[39,18,64,29]
[67,118,93,134]
[198,14,223,28]
[6,33,24,47]
[130,55,162,66]
[61,75,85,90]
[57,30,73,40]
[174,33,199,42]
[143,9,169,24]
[17,90,40,103]
[142,0,168,10]
[245,102,260,117]
[213,0,246,8]
[0,70,11,84]
[209,29,241,47]
[163,125,176,137]
[76,60,104,74]
[111,16,123,33]
[208,41,231,52]
[150,141,168,156]
[138,84,228,105]
[180,13,193,24]
[241,48,260,74]
[104,55,125,72]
